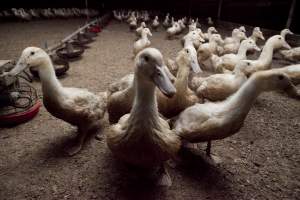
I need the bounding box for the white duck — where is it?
[249,27,265,43]
[152,16,160,31]
[212,39,261,71]
[203,27,218,41]
[163,13,170,28]
[244,35,291,76]
[221,29,247,54]
[172,70,298,158]
[107,48,181,186]
[280,47,300,62]
[182,30,205,49]
[197,34,224,71]
[2,47,107,155]
[136,22,146,36]
[133,28,152,55]
[166,22,181,39]
[192,60,249,101]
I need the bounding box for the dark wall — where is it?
[1,0,298,33]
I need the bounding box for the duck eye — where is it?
[144,56,149,62]
[186,49,189,53]
[278,75,284,80]
[278,37,282,40]
[247,62,250,66]
[30,51,35,56]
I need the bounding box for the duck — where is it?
[192,60,249,101]
[157,45,202,118]
[107,65,175,124]
[136,22,146,36]
[212,39,261,71]
[203,27,218,41]
[239,26,246,33]
[129,17,138,30]
[243,35,291,76]
[221,28,247,54]
[172,70,298,158]
[107,48,181,186]
[163,14,170,28]
[197,34,224,71]
[182,30,205,49]
[152,16,160,31]
[207,17,213,25]
[166,22,181,39]
[133,28,152,55]
[2,47,107,156]
[281,28,293,39]
[249,27,265,43]
[279,47,300,62]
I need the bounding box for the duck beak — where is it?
[282,41,291,50]
[260,35,265,40]
[7,57,28,76]
[163,65,176,83]
[153,65,176,98]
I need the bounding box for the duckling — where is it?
[244,35,291,76]
[133,28,152,56]
[221,29,247,54]
[279,47,300,62]
[192,60,249,101]
[172,70,298,158]
[213,39,261,71]
[2,47,107,156]
[203,27,218,41]
[107,48,181,186]
[152,16,160,31]
[158,45,202,118]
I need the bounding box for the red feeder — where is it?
[0,100,41,126]
[89,25,101,33]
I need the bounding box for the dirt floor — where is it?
[0,18,299,200]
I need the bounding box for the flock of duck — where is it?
[1,10,300,186]
[0,8,99,21]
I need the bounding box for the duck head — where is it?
[242,39,261,51]
[239,26,246,32]
[208,27,217,34]
[253,27,265,40]
[6,47,49,76]
[253,70,294,92]
[176,46,201,73]
[135,48,176,98]
[280,29,293,39]
[269,35,291,50]
[210,34,224,45]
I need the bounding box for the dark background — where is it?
[0,0,299,33]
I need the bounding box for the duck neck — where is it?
[237,44,248,59]
[250,34,257,42]
[258,39,275,66]
[38,56,63,97]
[130,74,159,120]
[175,57,190,94]
[226,76,263,118]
